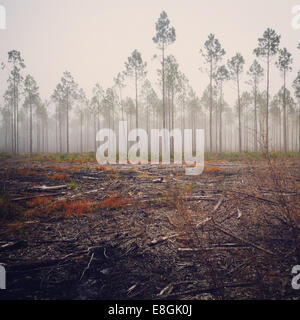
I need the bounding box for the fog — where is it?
[0,0,299,154]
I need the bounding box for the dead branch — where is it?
[79,252,95,281]
[149,233,180,246]
[213,222,274,255]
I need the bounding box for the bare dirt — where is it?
[0,158,299,300]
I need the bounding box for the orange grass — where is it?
[98,195,131,210]
[26,198,94,218]
[94,165,116,172]
[51,173,70,181]
[26,196,53,208]
[204,166,224,173]
[16,169,38,176]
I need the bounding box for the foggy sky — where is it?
[0,0,300,107]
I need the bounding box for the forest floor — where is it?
[0,153,299,300]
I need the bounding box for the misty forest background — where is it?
[1,11,300,157]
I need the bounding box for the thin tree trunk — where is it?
[29,94,32,157]
[162,43,166,129]
[283,70,287,153]
[209,60,213,152]
[80,111,83,153]
[237,71,242,153]
[219,82,223,153]
[266,53,270,152]
[66,89,69,153]
[254,82,258,152]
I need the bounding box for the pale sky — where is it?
[0,0,300,108]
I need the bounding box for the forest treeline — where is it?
[1,11,300,156]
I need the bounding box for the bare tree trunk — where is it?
[94,114,96,153]
[237,71,242,153]
[29,95,33,157]
[254,82,258,152]
[66,89,69,153]
[283,70,287,153]
[266,53,270,152]
[80,111,83,153]
[219,83,223,153]
[162,43,166,129]
[298,104,300,153]
[135,70,138,133]
[59,107,62,153]
[209,60,213,152]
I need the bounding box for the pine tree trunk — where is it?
[219,83,223,153]
[254,82,258,152]
[66,89,69,153]
[283,70,287,153]
[162,44,166,129]
[266,53,270,152]
[209,60,213,152]
[237,71,242,153]
[30,95,32,157]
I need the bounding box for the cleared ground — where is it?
[0,153,299,299]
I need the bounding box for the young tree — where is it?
[23,75,39,157]
[153,11,176,129]
[200,34,225,152]
[247,60,264,151]
[227,53,245,152]
[254,28,281,152]
[124,50,147,132]
[276,48,293,153]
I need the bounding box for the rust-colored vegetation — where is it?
[94,165,116,172]
[26,196,53,208]
[16,169,38,176]
[63,200,94,217]
[51,173,70,181]
[98,195,132,210]
[108,173,119,180]
[204,166,224,173]
[50,165,65,172]
[137,172,151,179]
[26,198,94,218]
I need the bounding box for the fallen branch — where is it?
[79,252,94,281]
[12,193,62,202]
[213,222,274,255]
[32,185,68,191]
[160,281,259,299]
[196,217,212,227]
[228,190,278,205]
[149,233,180,246]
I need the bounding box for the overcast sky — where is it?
[0,0,300,107]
